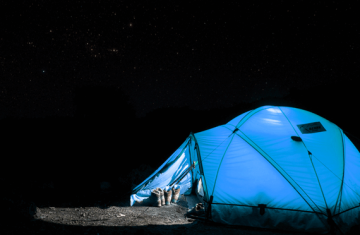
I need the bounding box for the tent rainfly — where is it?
[130,105,360,234]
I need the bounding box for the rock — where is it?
[49,207,55,210]
[186,203,205,216]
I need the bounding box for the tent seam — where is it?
[339,129,345,211]
[309,153,329,209]
[188,139,194,184]
[200,126,232,163]
[336,131,360,199]
[336,128,346,215]
[340,131,360,199]
[207,202,322,214]
[277,107,302,137]
[234,109,254,127]
[310,155,344,182]
[235,106,272,128]
[211,134,236,196]
[278,107,329,211]
[229,128,325,215]
[308,152,360,216]
[191,132,210,203]
[278,107,357,216]
[222,126,319,213]
[333,204,360,217]
[329,129,360,215]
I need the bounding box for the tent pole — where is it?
[191,132,210,203]
[206,195,213,220]
[170,161,197,187]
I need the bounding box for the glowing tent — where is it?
[130,105,360,234]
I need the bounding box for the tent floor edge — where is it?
[187,214,207,221]
[206,195,214,220]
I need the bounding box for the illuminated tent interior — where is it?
[130,105,360,234]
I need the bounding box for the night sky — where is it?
[1,1,358,118]
[2,3,360,225]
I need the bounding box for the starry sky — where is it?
[1,1,358,118]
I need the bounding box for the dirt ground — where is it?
[7,193,345,235]
[2,174,358,235]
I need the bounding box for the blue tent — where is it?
[130,106,360,234]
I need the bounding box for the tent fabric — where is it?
[211,204,328,232]
[130,105,360,234]
[130,136,201,206]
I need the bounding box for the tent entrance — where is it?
[130,134,203,206]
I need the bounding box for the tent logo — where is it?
[297,122,326,134]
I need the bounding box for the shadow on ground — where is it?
[3,187,360,235]
[5,219,195,235]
